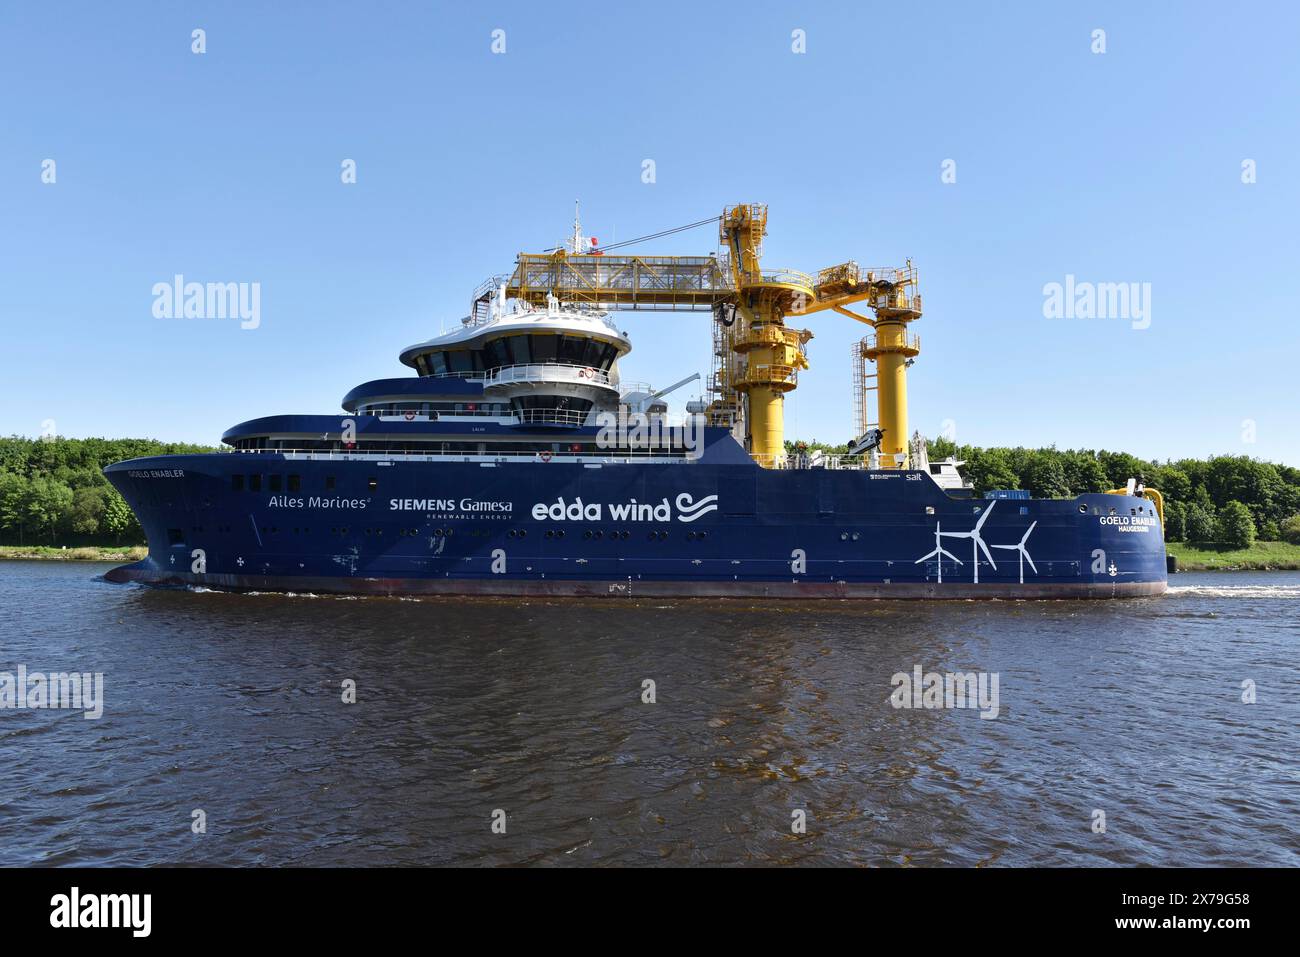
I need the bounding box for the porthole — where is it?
[1079,505,1087,513]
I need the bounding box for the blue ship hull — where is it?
[103,450,1168,599]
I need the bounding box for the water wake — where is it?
[1167,584,1300,599]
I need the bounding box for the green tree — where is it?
[1281,514,1300,546]
[1186,503,1217,544]
[928,435,958,460]
[101,488,139,545]
[1061,451,1110,495]
[24,476,73,544]
[1215,500,1256,549]
[1163,500,1187,542]
[68,485,107,537]
[1151,465,1192,503]
[1021,453,1071,498]
[965,448,1019,494]
[0,471,30,544]
[1098,450,1151,489]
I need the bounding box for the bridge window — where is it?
[530,334,558,363]
[559,334,586,364]
[482,338,508,368]
[507,336,530,363]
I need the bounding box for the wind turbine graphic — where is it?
[992,521,1038,584]
[913,521,963,584]
[940,500,998,583]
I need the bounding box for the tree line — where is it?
[0,437,216,546]
[787,437,1300,549]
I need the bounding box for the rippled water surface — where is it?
[1,561,1297,866]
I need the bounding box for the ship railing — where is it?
[751,452,871,470]
[860,332,921,354]
[367,407,595,426]
[735,267,815,291]
[231,447,692,464]
[513,408,594,426]
[414,370,484,380]
[369,407,507,420]
[483,363,618,389]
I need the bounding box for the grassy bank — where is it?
[0,544,146,562]
[1167,540,1300,571]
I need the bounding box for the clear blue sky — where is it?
[3,2,1297,465]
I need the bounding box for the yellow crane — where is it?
[478,203,922,468]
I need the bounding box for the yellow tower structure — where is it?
[858,265,921,467]
[805,261,922,468]
[718,205,813,464]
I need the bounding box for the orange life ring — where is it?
[539,450,553,462]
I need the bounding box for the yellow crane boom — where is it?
[479,204,923,468]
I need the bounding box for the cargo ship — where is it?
[104,205,1168,598]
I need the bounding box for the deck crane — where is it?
[472,203,922,468]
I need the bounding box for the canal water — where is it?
[1,560,1296,866]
